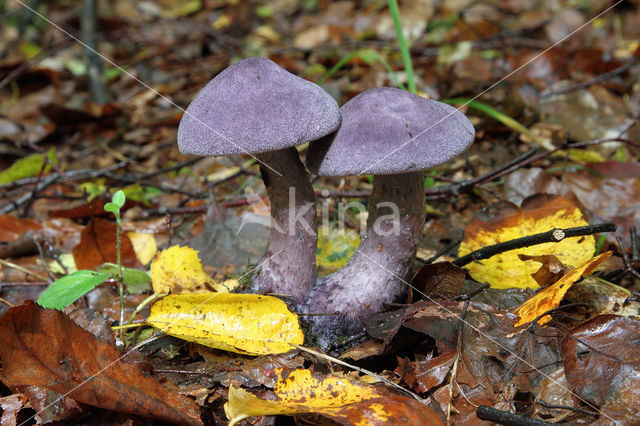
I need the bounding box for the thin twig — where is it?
[453,223,617,267]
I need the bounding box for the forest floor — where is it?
[1,1,640,425]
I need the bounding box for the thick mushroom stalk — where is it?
[305,87,475,345]
[305,172,425,343]
[176,57,340,306]
[252,148,317,303]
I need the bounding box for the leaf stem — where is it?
[387,0,416,93]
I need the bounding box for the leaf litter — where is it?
[0,0,639,424]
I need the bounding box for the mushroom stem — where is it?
[252,148,318,303]
[305,172,425,344]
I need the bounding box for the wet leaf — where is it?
[37,270,110,309]
[147,293,303,355]
[316,227,360,275]
[150,246,235,293]
[411,262,465,299]
[563,315,640,421]
[458,194,595,289]
[563,161,640,246]
[224,368,443,425]
[514,251,612,326]
[72,217,139,270]
[0,302,202,425]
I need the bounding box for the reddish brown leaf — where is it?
[0,302,202,425]
[0,214,41,243]
[50,198,136,219]
[563,314,640,411]
[73,217,139,270]
[411,262,465,300]
[517,254,566,287]
[564,161,640,247]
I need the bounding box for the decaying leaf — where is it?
[458,194,595,289]
[73,217,139,270]
[147,293,303,355]
[514,251,611,326]
[0,302,202,425]
[224,368,443,425]
[150,246,236,294]
[563,315,640,423]
[411,262,465,300]
[316,227,360,275]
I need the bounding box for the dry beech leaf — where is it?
[411,262,465,300]
[0,302,202,425]
[147,293,304,355]
[514,251,612,326]
[518,254,566,287]
[73,217,139,270]
[150,246,236,294]
[224,368,443,425]
[458,194,595,289]
[0,214,41,242]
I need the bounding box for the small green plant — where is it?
[38,191,150,315]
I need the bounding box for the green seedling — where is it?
[104,189,125,225]
[38,190,136,343]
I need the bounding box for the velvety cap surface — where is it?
[178,57,340,156]
[306,87,475,176]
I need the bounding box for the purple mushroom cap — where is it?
[306,87,475,176]
[177,57,341,156]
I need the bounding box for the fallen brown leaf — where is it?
[73,217,139,270]
[0,302,202,425]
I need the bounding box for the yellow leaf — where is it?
[316,227,360,275]
[458,195,595,289]
[127,232,157,265]
[514,251,612,326]
[224,368,443,425]
[150,246,215,294]
[147,293,304,355]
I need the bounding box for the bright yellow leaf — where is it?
[147,293,304,355]
[515,251,612,326]
[224,368,443,425]
[316,227,360,275]
[458,195,595,289]
[150,245,234,294]
[127,232,157,265]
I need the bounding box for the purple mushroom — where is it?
[305,87,475,343]
[177,57,340,303]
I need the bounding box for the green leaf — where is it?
[112,190,126,207]
[37,270,110,310]
[104,202,119,214]
[0,148,57,185]
[97,263,152,294]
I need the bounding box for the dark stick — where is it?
[630,226,639,263]
[534,400,598,417]
[540,59,638,98]
[616,236,640,281]
[0,174,59,215]
[476,406,563,426]
[420,238,462,264]
[453,223,617,267]
[81,0,108,104]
